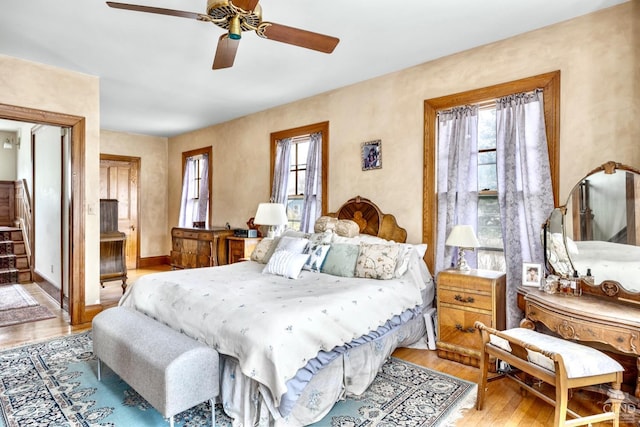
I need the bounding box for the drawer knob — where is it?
[455,323,476,333]
[454,294,475,304]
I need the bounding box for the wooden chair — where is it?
[475,321,625,427]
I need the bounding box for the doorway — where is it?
[99,155,140,270]
[0,102,87,325]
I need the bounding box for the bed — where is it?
[119,196,434,426]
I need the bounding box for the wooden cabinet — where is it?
[227,236,262,264]
[436,268,505,368]
[170,227,234,269]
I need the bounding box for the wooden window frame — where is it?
[423,71,561,273]
[270,121,329,215]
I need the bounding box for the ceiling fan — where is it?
[106,0,340,70]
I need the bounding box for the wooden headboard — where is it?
[328,196,407,243]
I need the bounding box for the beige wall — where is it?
[100,130,169,258]
[167,3,639,247]
[0,55,101,305]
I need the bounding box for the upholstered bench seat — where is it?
[92,307,219,427]
[475,321,625,427]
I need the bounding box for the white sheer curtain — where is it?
[270,138,292,205]
[435,106,479,274]
[178,153,209,227]
[496,89,554,328]
[300,132,322,232]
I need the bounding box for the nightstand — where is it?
[436,268,505,368]
[227,236,262,264]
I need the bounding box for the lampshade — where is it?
[445,225,480,249]
[254,203,288,226]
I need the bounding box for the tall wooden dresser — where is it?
[436,268,506,368]
[170,227,234,269]
[99,199,127,292]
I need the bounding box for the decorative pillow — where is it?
[303,243,331,272]
[250,238,276,264]
[314,216,338,233]
[321,243,360,277]
[308,230,333,244]
[282,229,310,239]
[331,234,361,244]
[355,243,400,280]
[335,219,359,237]
[262,250,309,279]
[273,236,310,254]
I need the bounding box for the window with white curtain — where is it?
[179,147,211,228]
[270,122,329,233]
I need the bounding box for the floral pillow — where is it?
[303,243,331,272]
[262,250,310,279]
[250,238,276,264]
[355,243,400,280]
[321,243,360,277]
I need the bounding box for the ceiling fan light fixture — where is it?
[228,15,242,39]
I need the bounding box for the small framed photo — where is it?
[361,139,381,171]
[522,263,543,287]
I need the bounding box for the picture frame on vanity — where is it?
[522,262,543,287]
[361,139,381,171]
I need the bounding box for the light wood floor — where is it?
[0,267,631,426]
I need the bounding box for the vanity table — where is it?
[532,161,640,396]
[518,287,640,396]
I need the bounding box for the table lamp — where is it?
[445,225,480,271]
[254,203,288,238]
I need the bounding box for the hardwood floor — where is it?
[1,267,632,426]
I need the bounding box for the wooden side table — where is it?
[436,268,506,368]
[227,236,262,264]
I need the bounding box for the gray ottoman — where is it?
[92,307,219,426]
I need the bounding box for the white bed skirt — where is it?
[219,314,427,426]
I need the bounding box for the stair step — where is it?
[0,254,16,269]
[0,268,19,285]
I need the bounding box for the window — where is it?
[179,146,212,228]
[423,71,560,273]
[270,122,329,232]
[476,107,505,271]
[286,137,309,230]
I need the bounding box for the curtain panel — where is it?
[435,106,479,274]
[496,89,554,328]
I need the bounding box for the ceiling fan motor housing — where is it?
[206,0,262,32]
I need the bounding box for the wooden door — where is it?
[100,156,139,270]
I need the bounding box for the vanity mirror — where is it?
[544,161,640,300]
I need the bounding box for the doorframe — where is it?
[0,102,87,325]
[100,153,141,269]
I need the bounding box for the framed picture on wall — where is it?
[361,139,381,171]
[522,262,543,287]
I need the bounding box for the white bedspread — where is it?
[119,256,427,406]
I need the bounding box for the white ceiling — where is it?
[0,0,628,137]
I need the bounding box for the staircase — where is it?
[0,226,31,284]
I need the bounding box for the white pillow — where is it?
[355,243,400,280]
[274,236,310,254]
[262,250,310,279]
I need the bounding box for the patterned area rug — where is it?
[0,284,38,311]
[0,332,476,426]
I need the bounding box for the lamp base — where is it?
[456,248,471,272]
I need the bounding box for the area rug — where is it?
[0,284,38,311]
[0,332,476,426]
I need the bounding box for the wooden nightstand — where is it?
[436,268,506,368]
[227,236,262,264]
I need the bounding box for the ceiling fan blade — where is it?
[261,23,339,54]
[212,34,240,69]
[106,2,203,20]
[232,0,260,12]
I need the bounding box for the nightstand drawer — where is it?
[439,307,492,350]
[439,289,492,311]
